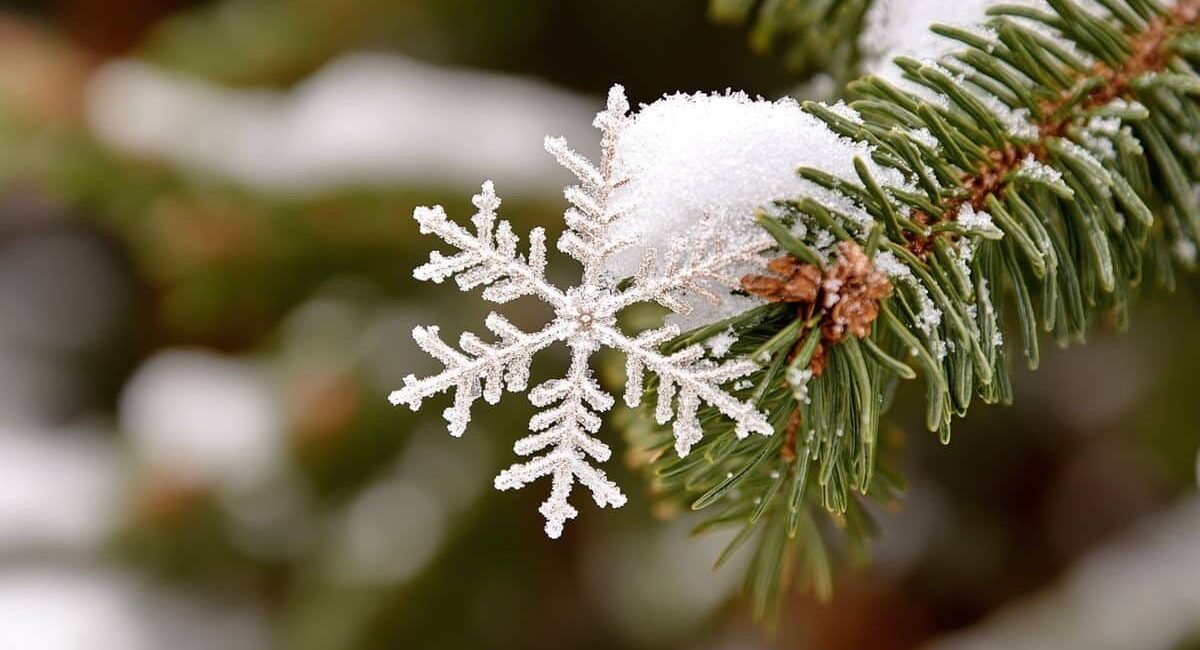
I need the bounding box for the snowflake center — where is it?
[564,288,616,333]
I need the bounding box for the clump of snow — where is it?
[608,90,912,328]
[932,339,955,361]
[957,203,1003,237]
[956,204,1001,238]
[705,327,737,358]
[860,0,1004,83]
[785,366,814,404]
[977,94,1038,139]
[861,0,1103,86]
[1080,115,1122,159]
[826,100,864,124]
[905,127,940,150]
[1016,153,1063,185]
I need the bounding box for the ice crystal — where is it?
[390,86,774,538]
[956,204,1003,238]
[705,327,738,358]
[1015,153,1064,186]
[785,367,814,404]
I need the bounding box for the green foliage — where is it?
[709,0,872,79]
[635,0,1200,620]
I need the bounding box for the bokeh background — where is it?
[0,1,1198,649]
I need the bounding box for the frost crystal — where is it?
[1015,153,1064,185]
[706,327,737,358]
[956,204,1002,238]
[390,86,774,538]
[785,367,814,404]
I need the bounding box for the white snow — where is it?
[705,327,738,358]
[608,90,912,327]
[785,366,814,403]
[957,203,1003,237]
[860,0,1103,86]
[1016,153,1063,185]
[860,0,1004,84]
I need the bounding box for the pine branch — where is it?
[710,0,873,79]
[638,0,1200,621]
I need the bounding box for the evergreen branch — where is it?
[638,0,1200,621]
[709,0,873,78]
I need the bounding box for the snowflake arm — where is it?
[494,344,625,538]
[388,314,567,436]
[602,324,772,457]
[613,230,773,315]
[544,86,633,282]
[412,181,562,307]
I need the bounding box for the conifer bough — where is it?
[640,0,1200,619]
[395,0,1200,619]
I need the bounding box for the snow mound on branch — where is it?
[861,0,1103,84]
[861,0,1002,82]
[609,91,910,328]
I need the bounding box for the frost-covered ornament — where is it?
[389,86,774,538]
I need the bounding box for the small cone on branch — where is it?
[740,241,890,344]
[821,241,892,343]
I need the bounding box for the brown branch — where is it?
[907,0,1200,256]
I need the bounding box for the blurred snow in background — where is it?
[87,54,598,195]
[0,426,121,552]
[0,3,1197,646]
[120,349,284,493]
[0,566,269,650]
[930,499,1200,650]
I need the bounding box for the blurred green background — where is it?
[0,1,1198,649]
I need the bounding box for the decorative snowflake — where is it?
[389,86,775,538]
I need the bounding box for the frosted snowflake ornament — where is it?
[389,86,775,538]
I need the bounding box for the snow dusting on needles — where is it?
[860,0,1001,83]
[609,89,911,327]
[861,0,1104,85]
